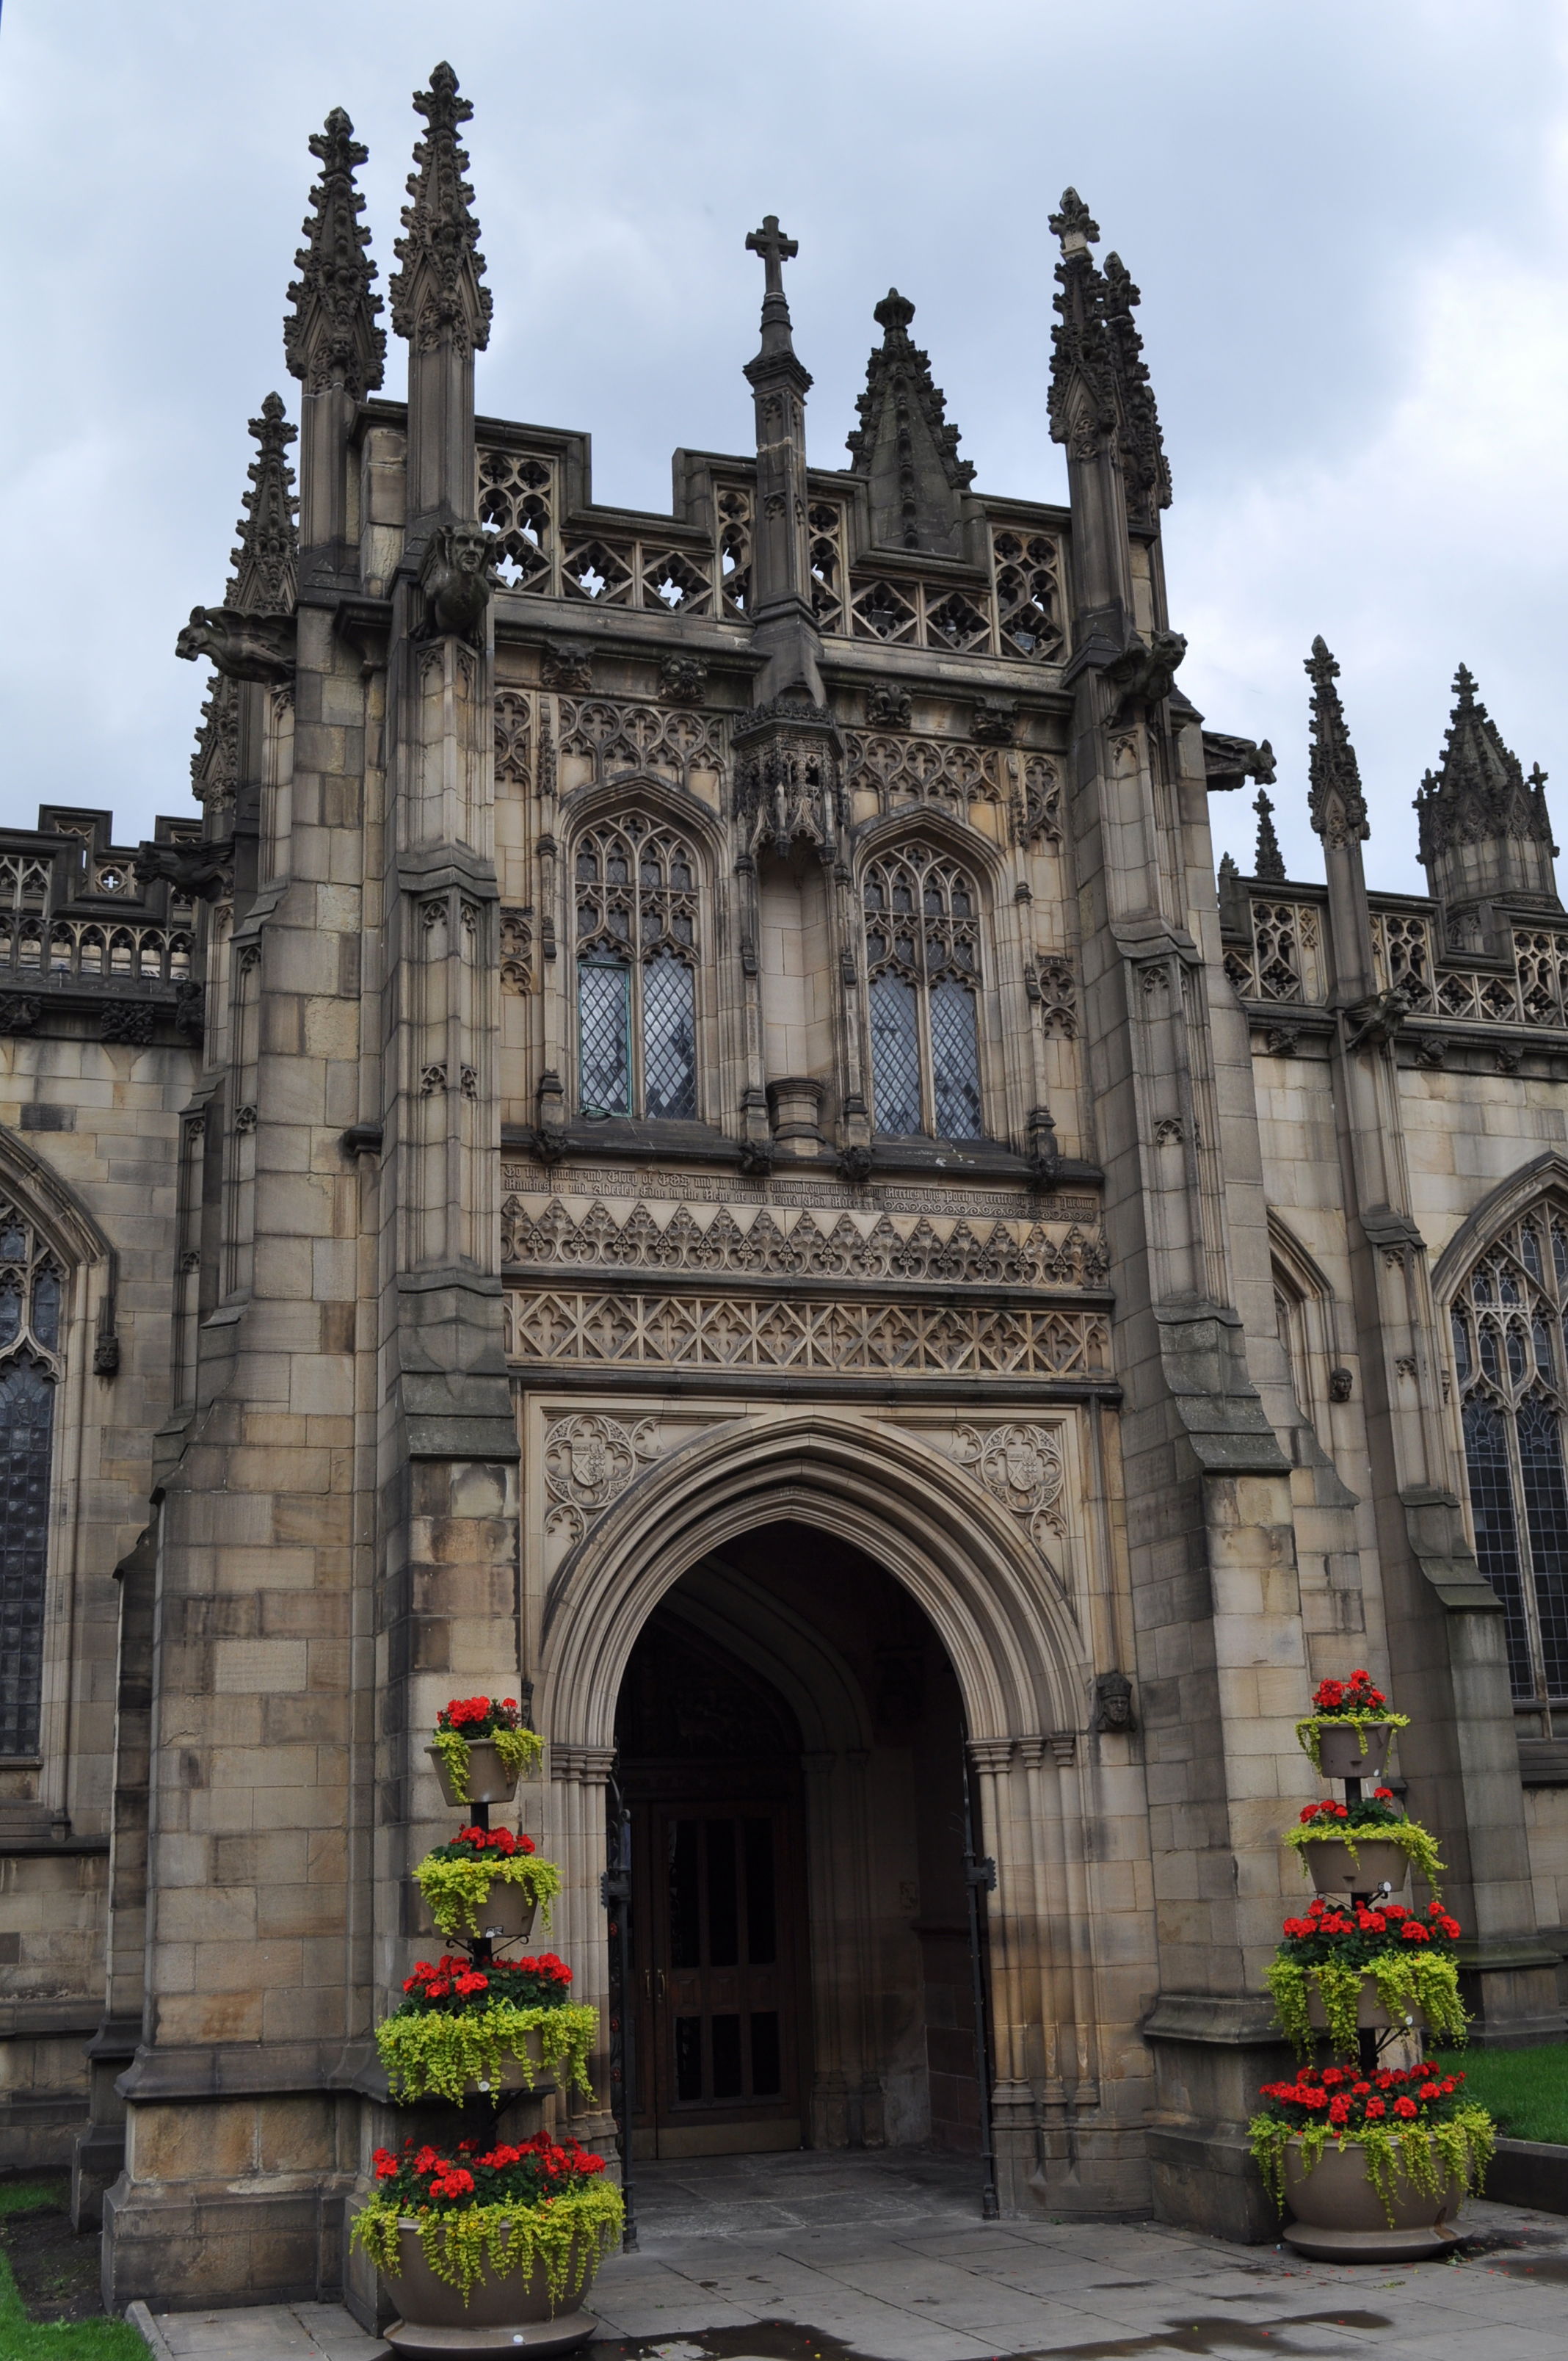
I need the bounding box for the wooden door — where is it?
[632,1799,801,2156]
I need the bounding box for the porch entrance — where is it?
[611,1520,979,2162]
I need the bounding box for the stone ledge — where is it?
[1487,2137,1568,2214]
[1141,1994,1283,2047]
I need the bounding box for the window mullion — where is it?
[1505,1394,1550,1702]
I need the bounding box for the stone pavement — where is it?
[129,2145,1568,2360]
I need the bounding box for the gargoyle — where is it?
[134,839,233,905]
[1342,984,1410,1053]
[421,523,495,640]
[1027,1106,1061,1188]
[1104,628,1187,725]
[175,606,295,684]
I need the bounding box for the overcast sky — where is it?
[2,1,1565,891]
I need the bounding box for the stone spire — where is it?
[389,62,492,360]
[847,289,974,557]
[1304,637,1368,849]
[1252,788,1285,882]
[284,107,385,399]
[1415,664,1558,915]
[228,394,298,616]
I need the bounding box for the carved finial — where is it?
[847,287,974,552]
[228,394,298,616]
[284,108,385,398]
[1252,788,1286,882]
[1049,188,1100,255]
[390,62,492,356]
[1304,636,1369,849]
[1219,851,1240,880]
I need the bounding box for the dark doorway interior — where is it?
[612,1522,979,2161]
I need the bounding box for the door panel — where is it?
[631,1798,801,2156]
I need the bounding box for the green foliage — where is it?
[352,2181,624,2306]
[1434,2042,1568,2144]
[430,1725,543,1804]
[413,1849,562,1942]
[0,2184,149,2360]
[1283,1816,1445,1894]
[377,2001,598,2103]
[1267,1952,1467,2059]
[1248,2106,1495,2227]
[1294,1711,1409,1775]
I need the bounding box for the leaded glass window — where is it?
[573,817,698,1120]
[0,1203,64,1758]
[1453,1208,1568,1701]
[862,847,984,1141]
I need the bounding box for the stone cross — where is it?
[746,215,798,298]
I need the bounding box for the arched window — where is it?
[1451,1205,1568,1702]
[573,815,698,1120]
[0,1202,64,1758]
[863,846,984,1141]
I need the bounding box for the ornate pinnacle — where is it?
[846,289,974,523]
[744,214,807,380]
[228,394,298,616]
[1415,662,1557,867]
[1252,788,1286,882]
[285,107,385,399]
[1049,188,1100,255]
[390,62,492,357]
[1304,636,1369,849]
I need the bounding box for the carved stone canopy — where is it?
[733,697,842,861]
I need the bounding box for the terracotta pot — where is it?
[420,1879,539,1947]
[427,1738,520,1810]
[382,2219,598,2357]
[1313,1722,1393,1781]
[1299,1838,1409,1897]
[1281,2136,1467,2261]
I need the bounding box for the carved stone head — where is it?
[1094,1669,1135,1733]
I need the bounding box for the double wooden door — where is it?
[628,1796,802,2157]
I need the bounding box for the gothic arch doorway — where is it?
[611,1523,979,2161]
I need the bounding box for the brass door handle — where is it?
[656,1969,667,2003]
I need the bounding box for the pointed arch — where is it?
[537,1407,1086,1753]
[1438,1161,1568,1706]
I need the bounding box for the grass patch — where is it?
[1437,2043,1568,2145]
[0,2176,148,2357]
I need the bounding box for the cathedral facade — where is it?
[2,62,1567,2316]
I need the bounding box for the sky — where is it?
[2,0,1567,891]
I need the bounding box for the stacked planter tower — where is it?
[1250,1674,1494,2261]
[349,1700,623,2358]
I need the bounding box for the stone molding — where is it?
[506,1288,1111,1378]
[504,1193,1108,1290]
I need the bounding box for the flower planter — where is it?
[428,1738,519,1810]
[1305,1981,1405,2034]
[1314,1722,1394,1781]
[1281,2138,1467,2261]
[1299,1838,1409,1896]
[382,2220,598,2357]
[419,1879,538,1946]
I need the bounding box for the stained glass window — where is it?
[573,817,699,1120]
[1453,1208,1568,1701]
[863,847,984,1141]
[0,1204,64,1758]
